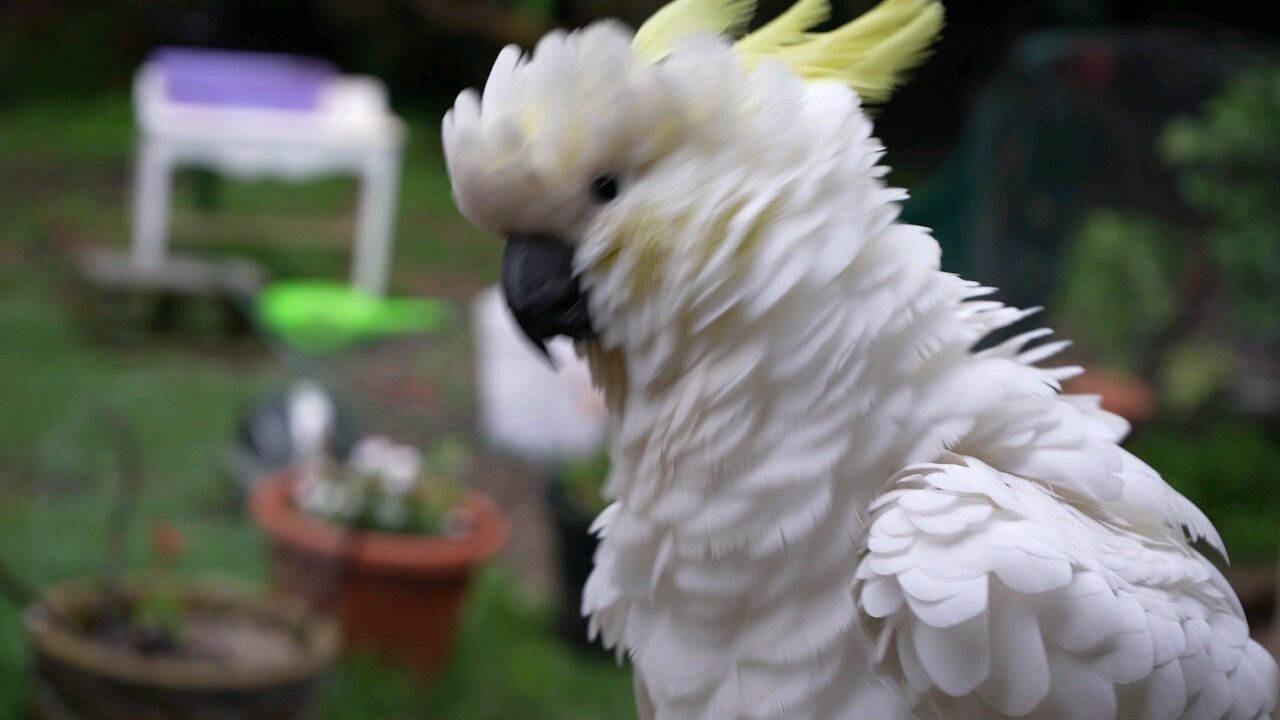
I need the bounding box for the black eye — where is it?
[590,174,621,203]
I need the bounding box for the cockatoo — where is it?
[442,0,1280,717]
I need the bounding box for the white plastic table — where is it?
[130,58,408,295]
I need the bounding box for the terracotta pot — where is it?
[1062,365,1159,426]
[250,473,510,676]
[24,579,340,720]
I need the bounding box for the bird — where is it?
[442,0,1280,717]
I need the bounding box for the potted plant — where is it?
[2,411,341,720]
[546,452,610,653]
[24,576,340,720]
[250,435,510,676]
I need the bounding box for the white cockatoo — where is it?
[443,0,1280,717]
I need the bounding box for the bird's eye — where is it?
[590,174,621,203]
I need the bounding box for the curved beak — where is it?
[501,234,596,359]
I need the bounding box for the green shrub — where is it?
[1132,421,1280,561]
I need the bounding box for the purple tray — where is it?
[152,47,338,110]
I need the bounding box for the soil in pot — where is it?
[25,579,340,720]
[250,472,509,677]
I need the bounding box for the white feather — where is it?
[856,458,1276,719]
[444,13,1277,719]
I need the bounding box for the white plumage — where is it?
[442,2,1279,717]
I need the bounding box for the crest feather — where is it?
[735,0,830,60]
[766,0,943,102]
[634,0,942,101]
[633,0,757,62]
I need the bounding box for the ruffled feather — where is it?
[855,457,1277,719]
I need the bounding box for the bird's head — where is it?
[444,0,942,395]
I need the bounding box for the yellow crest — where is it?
[633,0,944,102]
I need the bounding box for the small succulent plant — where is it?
[293,436,473,536]
[128,521,188,652]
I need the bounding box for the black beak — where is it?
[501,234,596,359]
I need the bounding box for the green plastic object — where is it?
[257,280,452,353]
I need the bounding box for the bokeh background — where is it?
[1,1,1279,718]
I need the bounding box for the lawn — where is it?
[0,93,635,719]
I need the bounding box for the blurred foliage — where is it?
[1049,64,1280,562]
[0,2,140,103]
[1162,64,1280,338]
[1132,421,1280,561]
[1054,208,1184,373]
[1156,341,1237,419]
[513,0,561,19]
[1054,64,1280,400]
[559,452,610,516]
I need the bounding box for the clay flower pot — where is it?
[25,579,340,720]
[250,472,509,676]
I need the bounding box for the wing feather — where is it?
[856,456,1279,719]
[978,583,1051,714]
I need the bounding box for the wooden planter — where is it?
[24,579,340,720]
[250,473,509,676]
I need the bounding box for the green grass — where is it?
[325,570,634,720]
[0,93,634,718]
